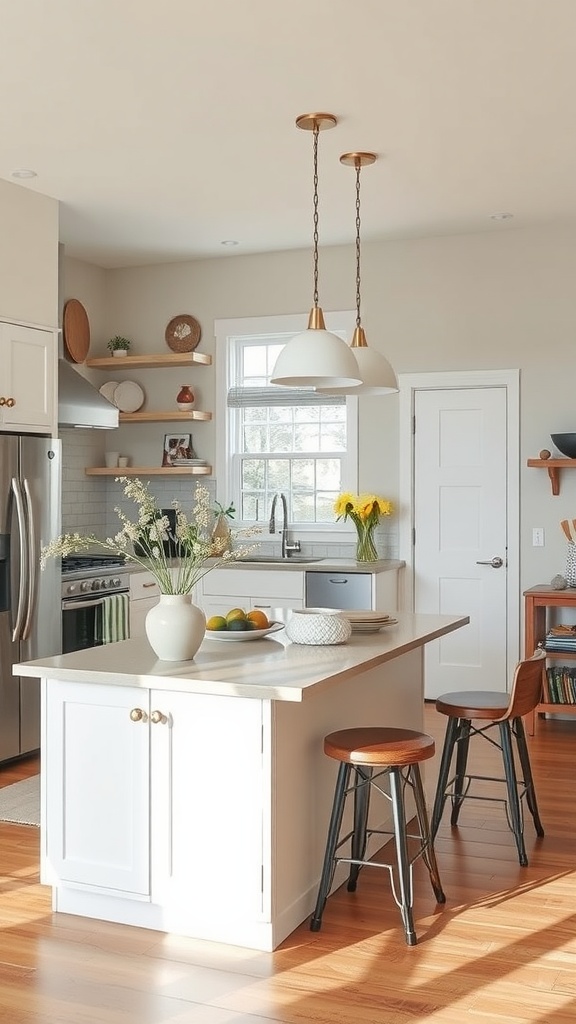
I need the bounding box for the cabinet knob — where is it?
[150,709,167,725]
[0,397,5,406]
[129,707,148,722]
[5,397,15,408]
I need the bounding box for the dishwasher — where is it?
[305,571,373,611]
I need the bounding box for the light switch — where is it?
[532,528,544,547]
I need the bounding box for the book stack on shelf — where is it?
[544,666,576,704]
[543,624,576,652]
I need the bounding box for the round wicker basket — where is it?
[165,314,202,353]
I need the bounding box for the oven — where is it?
[61,555,130,654]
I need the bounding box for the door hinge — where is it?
[412,526,416,547]
[261,864,264,893]
[412,413,416,435]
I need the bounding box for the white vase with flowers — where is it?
[42,479,258,660]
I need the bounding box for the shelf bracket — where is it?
[547,465,560,496]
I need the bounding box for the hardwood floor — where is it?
[0,706,575,1023]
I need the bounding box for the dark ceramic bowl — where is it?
[551,433,576,459]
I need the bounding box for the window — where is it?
[215,313,357,530]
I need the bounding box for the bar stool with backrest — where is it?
[310,727,446,946]
[430,650,546,866]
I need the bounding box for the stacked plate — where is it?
[340,610,398,634]
[99,380,145,413]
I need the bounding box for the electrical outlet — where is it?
[533,528,545,547]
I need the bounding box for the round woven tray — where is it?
[165,314,201,353]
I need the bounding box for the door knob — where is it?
[476,556,504,568]
[130,707,148,722]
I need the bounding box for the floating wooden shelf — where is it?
[85,352,212,369]
[85,466,212,477]
[118,410,212,423]
[527,458,576,495]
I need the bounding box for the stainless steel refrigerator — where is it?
[0,434,61,762]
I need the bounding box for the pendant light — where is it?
[317,152,398,396]
[270,114,362,390]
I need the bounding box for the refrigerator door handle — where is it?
[11,477,29,642]
[21,478,36,640]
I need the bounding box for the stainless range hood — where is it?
[58,359,119,429]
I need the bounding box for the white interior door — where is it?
[412,385,512,698]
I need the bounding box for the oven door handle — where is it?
[62,597,108,611]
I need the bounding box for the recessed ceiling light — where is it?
[221,239,239,247]
[11,168,37,179]
[490,212,514,221]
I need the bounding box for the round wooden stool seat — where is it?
[324,728,435,767]
[435,691,509,720]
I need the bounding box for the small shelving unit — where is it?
[524,585,576,732]
[527,458,576,495]
[85,466,212,477]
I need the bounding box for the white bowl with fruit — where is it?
[204,608,284,642]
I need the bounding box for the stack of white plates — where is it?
[340,610,398,634]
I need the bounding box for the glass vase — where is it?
[355,521,378,562]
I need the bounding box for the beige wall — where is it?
[63,223,576,591]
[0,178,59,326]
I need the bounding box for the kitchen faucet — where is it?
[269,493,301,559]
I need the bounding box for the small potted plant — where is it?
[107,335,131,357]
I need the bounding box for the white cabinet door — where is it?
[0,322,56,432]
[150,690,265,925]
[45,680,150,894]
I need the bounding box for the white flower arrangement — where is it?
[41,478,258,594]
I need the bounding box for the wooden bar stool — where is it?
[430,650,546,866]
[310,727,445,946]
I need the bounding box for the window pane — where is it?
[242,459,266,488]
[294,424,320,451]
[269,424,293,452]
[268,460,290,491]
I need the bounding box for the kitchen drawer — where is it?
[130,572,160,601]
[305,571,373,611]
[202,569,304,601]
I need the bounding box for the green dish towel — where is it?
[101,592,129,644]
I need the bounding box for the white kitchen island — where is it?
[16,611,468,951]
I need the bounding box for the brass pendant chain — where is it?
[355,161,362,330]
[312,123,320,310]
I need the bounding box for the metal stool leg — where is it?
[347,766,372,892]
[514,716,544,837]
[450,718,471,826]
[410,763,446,904]
[389,767,417,946]
[431,715,459,838]
[310,762,351,931]
[499,721,528,866]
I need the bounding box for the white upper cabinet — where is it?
[0,321,57,433]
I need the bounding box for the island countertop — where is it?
[15,611,469,702]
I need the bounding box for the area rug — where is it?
[0,776,40,826]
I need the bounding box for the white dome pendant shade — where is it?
[317,152,398,397]
[347,326,398,395]
[271,113,362,391]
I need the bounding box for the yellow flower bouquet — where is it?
[334,492,394,562]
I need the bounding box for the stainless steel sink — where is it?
[238,556,323,565]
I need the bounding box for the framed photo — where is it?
[162,433,196,466]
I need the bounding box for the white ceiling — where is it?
[2,0,576,268]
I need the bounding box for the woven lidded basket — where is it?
[285,609,351,646]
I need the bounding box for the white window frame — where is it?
[215,311,358,542]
